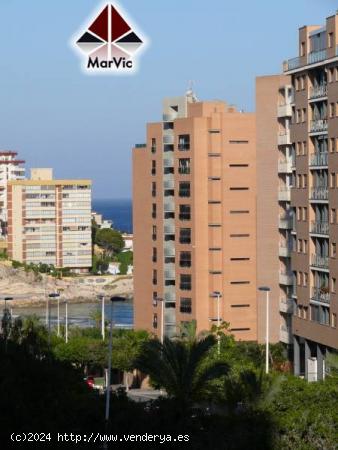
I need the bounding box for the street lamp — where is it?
[48,292,60,344]
[105,296,126,424]
[155,297,164,344]
[98,294,105,341]
[212,291,222,356]
[64,299,68,344]
[258,286,271,374]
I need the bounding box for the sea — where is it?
[92,198,132,233]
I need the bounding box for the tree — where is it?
[95,228,124,257]
[134,335,229,411]
[111,329,149,372]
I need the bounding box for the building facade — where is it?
[256,75,294,345]
[0,151,25,237]
[7,169,92,272]
[133,92,257,340]
[283,13,338,380]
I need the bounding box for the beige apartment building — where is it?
[256,75,294,347]
[0,151,25,237]
[133,92,257,340]
[282,13,338,380]
[7,169,92,272]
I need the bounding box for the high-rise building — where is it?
[133,92,257,340]
[0,151,25,237]
[7,168,92,272]
[283,13,338,380]
[256,75,294,346]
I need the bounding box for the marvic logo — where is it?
[73,2,147,75]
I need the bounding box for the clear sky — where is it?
[0,0,335,198]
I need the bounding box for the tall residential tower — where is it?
[133,92,257,340]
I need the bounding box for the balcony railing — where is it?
[164,307,176,325]
[163,112,178,121]
[280,325,292,344]
[278,159,293,173]
[310,187,328,201]
[163,157,174,168]
[309,84,327,99]
[163,134,174,144]
[308,49,327,65]
[279,297,293,314]
[309,152,328,167]
[310,221,329,235]
[164,200,175,212]
[164,222,175,234]
[178,143,190,151]
[311,254,329,269]
[277,130,291,146]
[163,179,174,189]
[279,271,293,285]
[279,215,293,229]
[277,103,293,118]
[310,119,328,133]
[311,287,330,305]
[279,243,292,257]
[164,245,175,257]
[284,56,302,71]
[278,186,291,202]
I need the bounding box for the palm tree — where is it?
[134,335,229,410]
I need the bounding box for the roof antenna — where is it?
[186,80,198,103]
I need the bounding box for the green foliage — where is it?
[135,335,229,410]
[115,250,133,275]
[111,329,149,371]
[11,260,72,278]
[95,228,124,256]
[91,253,111,274]
[0,250,8,260]
[267,376,338,450]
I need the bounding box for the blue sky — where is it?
[0,0,335,198]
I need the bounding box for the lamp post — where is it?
[105,296,126,424]
[98,294,105,341]
[212,291,222,356]
[155,297,164,344]
[65,300,68,344]
[3,297,13,353]
[48,292,60,344]
[258,286,271,374]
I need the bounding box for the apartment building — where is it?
[283,13,338,380]
[256,75,294,346]
[133,92,257,340]
[7,169,92,272]
[0,151,25,237]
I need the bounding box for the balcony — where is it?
[310,221,329,236]
[164,307,176,325]
[163,134,174,144]
[310,119,328,134]
[308,49,327,65]
[279,243,292,257]
[163,179,174,189]
[164,264,175,280]
[164,289,176,302]
[277,130,291,146]
[310,187,328,201]
[164,245,175,257]
[279,215,293,229]
[311,254,329,270]
[309,84,327,100]
[284,56,302,71]
[164,199,175,212]
[279,325,292,344]
[163,157,174,168]
[311,287,330,305]
[278,187,291,201]
[278,159,292,173]
[309,152,328,167]
[163,112,178,122]
[135,143,146,148]
[279,298,293,314]
[277,103,292,118]
[279,271,293,285]
[164,221,175,234]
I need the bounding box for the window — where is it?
[302,108,306,122]
[303,272,308,287]
[231,304,250,308]
[330,208,336,224]
[302,207,307,221]
[230,210,249,214]
[331,277,336,293]
[152,182,156,197]
[303,174,307,188]
[230,234,250,237]
[229,164,249,167]
[179,182,190,197]
[152,203,157,219]
[332,313,337,328]
[230,281,250,285]
[178,135,190,151]
[152,225,157,241]
[329,68,334,83]
[152,270,157,285]
[330,138,336,153]
[230,187,249,191]
[328,32,334,48]
[180,251,191,267]
[151,160,156,176]
[180,228,191,244]
[151,138,156,154]
[180,274,191,291]
[153,313,158,329]
[330,103,335,118]
[152,247,157,263]
[300,41,305,56]
[152,292,158,307]
[230,257,250,261]
[180,298,192,314]
[179,205,191,221]
[331,243,336,258]
[229,140,249,144]
[178,158,190,175]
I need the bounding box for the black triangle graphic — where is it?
[116,31,142,44]
[77,32,104,44]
